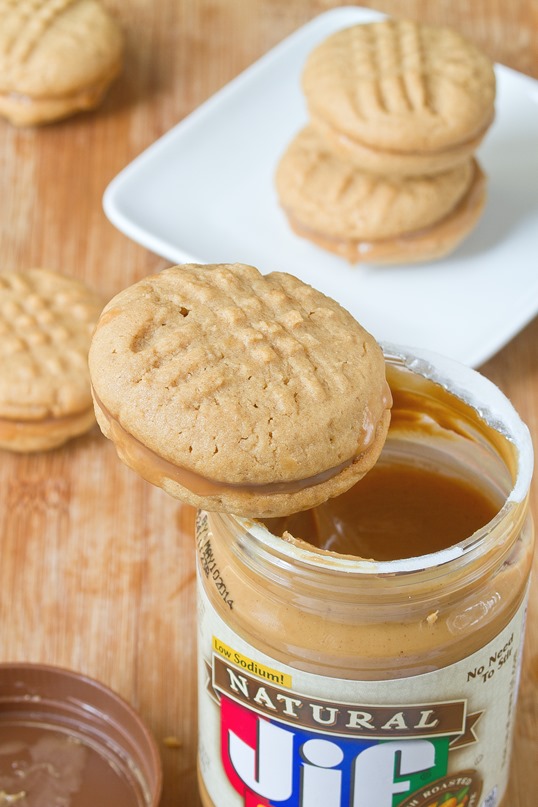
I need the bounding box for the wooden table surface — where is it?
[0,1,537,805]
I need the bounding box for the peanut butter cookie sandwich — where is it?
[0,268,104,452]
[0,0,123,126]
[302,18,495,176]
[88,263,392,518]
[276,126,486,264]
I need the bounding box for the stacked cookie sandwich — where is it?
[0,0,123,126]
[276,18,496,265]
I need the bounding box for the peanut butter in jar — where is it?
[196,345,534,807]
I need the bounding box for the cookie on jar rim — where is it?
[88,263,392,519]
[302,18,496,176]
[0,268,104,452]
[0,0,123,126]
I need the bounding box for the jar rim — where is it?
[235,505,515,576]
[381,342,534,504]
[233,343,533,578]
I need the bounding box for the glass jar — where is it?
[196,344,534,807]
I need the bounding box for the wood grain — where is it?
[0,2,536,805]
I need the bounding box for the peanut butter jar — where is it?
[196,345,534,807]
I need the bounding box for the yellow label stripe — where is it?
[212,636,292,688]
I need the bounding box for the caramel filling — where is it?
[0,65,122,125]
[0,408,93,432]
[93,387,391,498]
[317,114,494,159]
[3,69,121,109]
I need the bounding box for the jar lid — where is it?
[0,662,162,806]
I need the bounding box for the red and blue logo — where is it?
[220,695,451,807]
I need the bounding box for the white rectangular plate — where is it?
[104,6,538,367]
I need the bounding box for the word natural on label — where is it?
[207,642,484,807]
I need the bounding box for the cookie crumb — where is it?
[163,736,182,749]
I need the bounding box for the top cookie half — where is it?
[302,19,495,155]
[89,264,391,518]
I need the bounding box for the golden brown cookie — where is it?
[0,0,123,126]
[275,126,486,264]
[88,263,392,518]
[302,19,495,176]
[0,268,103,451]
